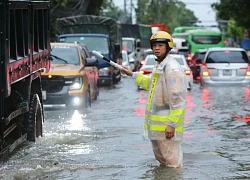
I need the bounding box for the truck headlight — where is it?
[69,76,82,90]
[99,67,109,76]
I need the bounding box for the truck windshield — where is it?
[59,36,109,54]
[122,40,133,54]
[51,46,80,65]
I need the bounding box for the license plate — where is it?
[223,69,232,76]
[42,91,46,100]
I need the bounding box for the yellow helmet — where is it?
[150,31,174,49]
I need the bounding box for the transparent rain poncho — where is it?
[133,55,187,167]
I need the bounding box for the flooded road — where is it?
[1,77,250,180]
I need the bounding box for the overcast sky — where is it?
[112,0,219,25]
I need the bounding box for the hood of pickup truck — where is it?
[42,64,84,76]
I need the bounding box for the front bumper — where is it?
[42,86,84,108]
[97,76,112,86]
[200,76,250,86]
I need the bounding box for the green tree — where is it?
[212,0,250,29]
[227,21,244,40]
[100,0,131,23]
[135,0,198,33]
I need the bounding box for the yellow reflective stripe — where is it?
[168,114,180,123]
[144,124,165,131]
[145,114,184,124]
[170,109,185,115]
[142,76,149,90]
[177,118,184,124]
[149,115,168,122]
[135,73,144,86]
[168,115,185,124]
[175,126,183,132]
[146,73,158,110]
[144,124,184,132]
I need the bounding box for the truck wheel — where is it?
[26,94,43,142]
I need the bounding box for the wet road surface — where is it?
[1,77,250,180]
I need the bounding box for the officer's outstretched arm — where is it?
[133,72,152,90]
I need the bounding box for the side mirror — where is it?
[114,43,120,54]
[136,41,141,48]
[85,57,98,67]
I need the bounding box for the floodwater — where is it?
[1,78,250,180]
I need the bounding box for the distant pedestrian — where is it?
[121,31,187,167]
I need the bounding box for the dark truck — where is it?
[0,0,50,160]
[55,15,122,86]
[121,24,152,71]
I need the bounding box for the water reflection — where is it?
[229,87,250,124]
[201,88,210,101]
[67,110,90,131]
[140,165,183,180]
[133,91,147,118]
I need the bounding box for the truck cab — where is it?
[55,15,122,87]
[41,42,99,109]
[57,33,121,86]
[122,37,140,71]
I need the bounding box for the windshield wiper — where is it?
[51,54,68,64]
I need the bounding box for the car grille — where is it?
[41,76,65,93]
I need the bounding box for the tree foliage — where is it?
[100,0,131,23]
[49,0,199,37]
[135,0,198,33]
[212,0,250,29]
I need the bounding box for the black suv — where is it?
[190,49,207,81]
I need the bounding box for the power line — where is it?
[116,1,218,7]
[177,0,219,5]
[177,2,218,5]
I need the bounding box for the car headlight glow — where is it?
[69,76,83,90]
[99,67,109,76]
[73,97,81,105]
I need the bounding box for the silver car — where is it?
[170,54,193,90]
[200,47,250,86]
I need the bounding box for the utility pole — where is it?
[124,0,127,13]
[130,0,133,23]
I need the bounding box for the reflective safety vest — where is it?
[133,55,186,141]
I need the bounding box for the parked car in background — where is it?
[170,54,193,90]
[121,50,133,76]
[138,48,178,70]
[200,47,250,87]
[190,49,207,82]
[139,49,153,69]
[41,42,99,109]
[139,54,156,75]
[170,48,179,54]
[177,47,192,65]
[138,54,156,89]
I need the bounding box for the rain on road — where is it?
[1,77,250,180]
